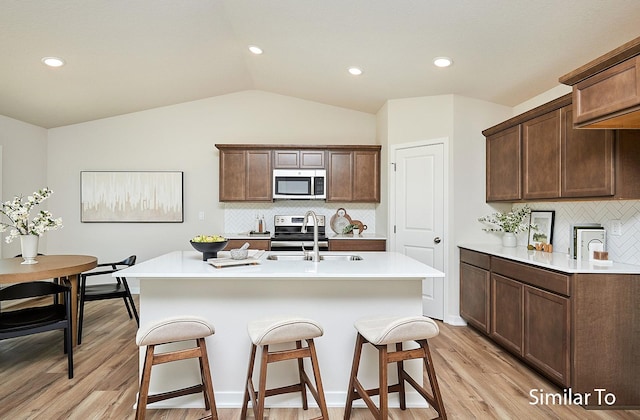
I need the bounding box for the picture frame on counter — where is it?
[528,210,555,247]
[81,171,184,223]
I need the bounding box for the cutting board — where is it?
[207,257,261,268]
[207,249,265,268]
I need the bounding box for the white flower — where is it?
[478,205,536,234]
[0,187,63,243]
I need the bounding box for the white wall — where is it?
[512,84,572,116]
[375,102,389,235]
[45,90,376,267]
[379,94,512,324]
[0,115,48,257]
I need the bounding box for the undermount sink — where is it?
[266,253,362,261]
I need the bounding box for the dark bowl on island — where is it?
[190,240,229,260]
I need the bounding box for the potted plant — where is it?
[342,224,358,235]
[0,187,63,263]
[478,205,535,247]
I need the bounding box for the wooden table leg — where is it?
[62,274,79,346]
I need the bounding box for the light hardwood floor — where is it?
[0,296,638,420]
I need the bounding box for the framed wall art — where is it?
[81,171,183,222]
[528,210,555,246]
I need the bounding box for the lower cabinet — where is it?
[523,285,570,386]
[460,260,490,334]
[490,274,524,355]
[226,239,271,251]
[461,249,570,387]
[489,273,570,386]
[460,247,639,406]
[328,239,386,251]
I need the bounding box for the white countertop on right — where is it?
[458,243,640,274]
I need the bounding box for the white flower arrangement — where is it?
[0,187,63,243]
[478,205,535,234]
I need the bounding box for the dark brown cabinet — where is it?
[328,238,386,251]
[523,285,570,386]
[560,35,640,129]
[217,147,272,202]
[226,239,271,251]
[522,110,561,199]
[459,249,490,334]
[573,56,640,128]
[561,106,615,197]
[522,105,615,200]
[326,151,352,201]
[486,126,521,201]
[217,144,381,203]
[490,274,524,355]
[483,95,624,202]
[490,271,570,387]
[327,146,381,202]
[458,247,639,402]
[273,150,325,169]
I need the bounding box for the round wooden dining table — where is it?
[0,254,98,346]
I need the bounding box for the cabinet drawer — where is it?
[329,239,386,251]
[492,257,570,296]
[226,239,271,251]
[460,248,490,270]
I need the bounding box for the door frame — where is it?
[388,138,450,321]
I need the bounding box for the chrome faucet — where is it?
[301,210,320,262]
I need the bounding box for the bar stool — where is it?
[135,316,218,420]
[344,315,447,420]
[241,315,329,420]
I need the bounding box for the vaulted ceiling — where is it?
[2,0,640,128]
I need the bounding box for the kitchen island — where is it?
[117,250,444,409]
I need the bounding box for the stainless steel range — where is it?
[270,214,328,251]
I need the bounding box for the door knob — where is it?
[434,237,441,244]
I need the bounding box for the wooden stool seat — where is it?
[135,316,218,420]
[241,315,329,420]
[344,315,447,420]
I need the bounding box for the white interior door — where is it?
[391,141,445,319]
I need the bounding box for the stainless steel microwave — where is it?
[273,169,326,200]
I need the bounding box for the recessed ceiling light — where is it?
[348,67,363,76]
[248,45,263,55]
[41,57,65,67]
[433,57,453,68]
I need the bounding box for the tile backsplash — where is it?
[224,202,376,235]
[515,200,640,265]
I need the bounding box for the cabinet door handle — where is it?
[434,237,442,244]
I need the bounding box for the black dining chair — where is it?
[0,281,74,379]
[78,255,138,344]
[14,253,61,304]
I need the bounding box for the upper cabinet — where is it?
[560,35,640,129]
[522,110,562,199]
[273,150,325,169]
[216,146,272,202]
[486,126,522,201]
[483,95,622,202]
[561,106,614,197]
[327,146,381,202]
[216,144,381,203]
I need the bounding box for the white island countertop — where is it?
[459,244,640,274]
[118,250,444,279]
[117,250,443,409]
